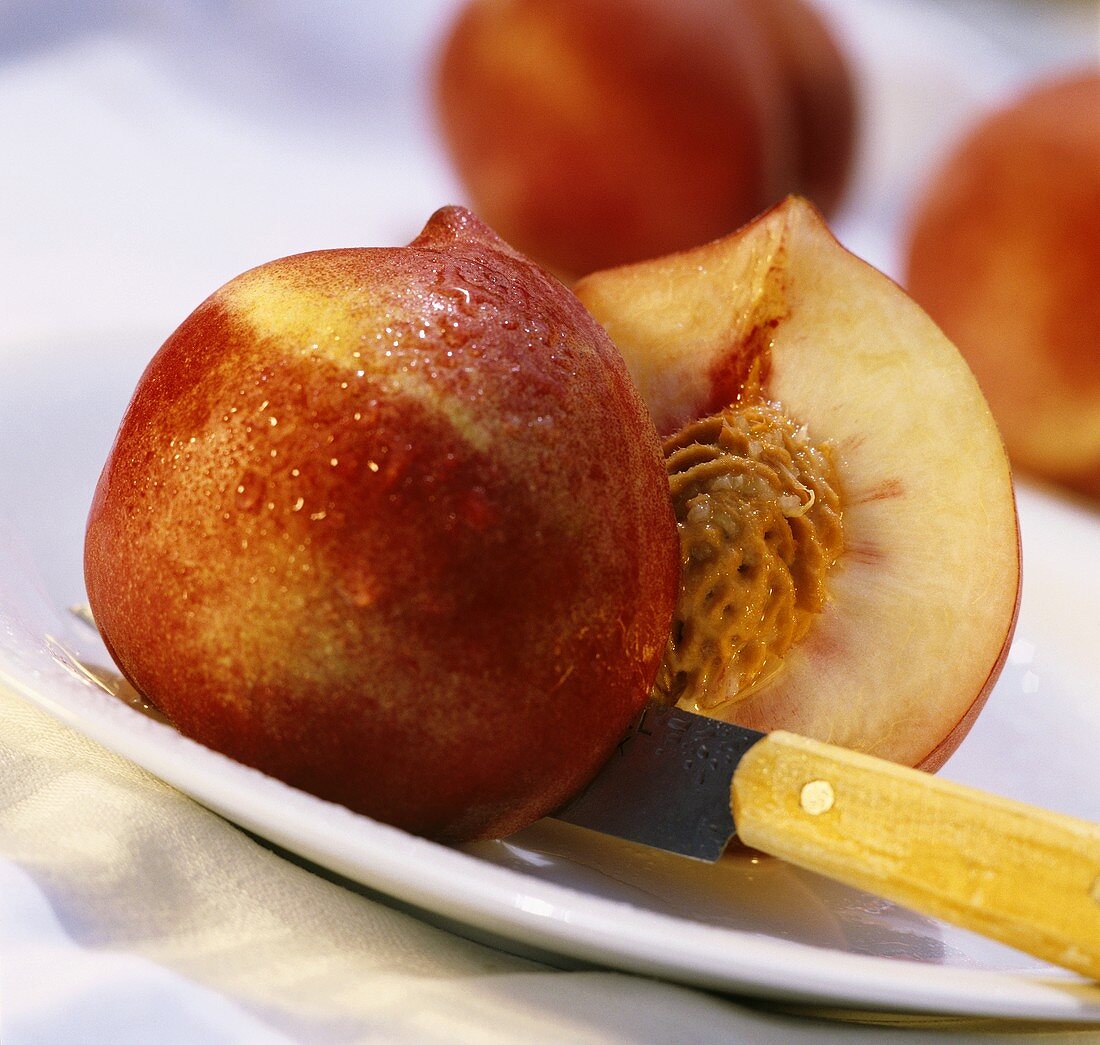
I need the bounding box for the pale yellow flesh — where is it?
[575,197,1020,767]
[733,732,1100,980]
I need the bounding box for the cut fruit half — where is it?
[575,197,1021,771]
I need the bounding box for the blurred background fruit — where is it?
[434,0,857,278]
[905,71,1100,498]
[751,0,857,216]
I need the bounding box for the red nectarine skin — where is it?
[85,207,679,842]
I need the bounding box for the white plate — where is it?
[3,0,1098,1025]
[3,327,1100,1024]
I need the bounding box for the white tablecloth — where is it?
[6,680,1100,1043]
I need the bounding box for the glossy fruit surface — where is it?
[85,206,679,842]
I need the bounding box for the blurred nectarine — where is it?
[434,0,856,278]
[905,71,1100,498]
[752,0,856,216]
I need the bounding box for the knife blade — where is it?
[551,699,1100,981]
[553,700,760,860]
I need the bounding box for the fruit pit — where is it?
[653,398,844,712]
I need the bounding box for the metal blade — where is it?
[551,700,765,861]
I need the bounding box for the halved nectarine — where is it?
[84,206,679,843]
[87,198,1020,848]
[575,196,1021,771]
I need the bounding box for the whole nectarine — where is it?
[905,71,1100,498]
[435,0,857,278]
[576,197,1021,772]
[85,207,679,843]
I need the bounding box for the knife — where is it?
[553,700,1100,980]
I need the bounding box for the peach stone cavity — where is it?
[655,398,843,713]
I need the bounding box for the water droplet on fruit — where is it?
[235,471,263,511]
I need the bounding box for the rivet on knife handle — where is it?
[730,731,1100,980]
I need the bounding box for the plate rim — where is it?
[2,621,1098,1023]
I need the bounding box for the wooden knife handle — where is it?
[730,731,1100,979]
